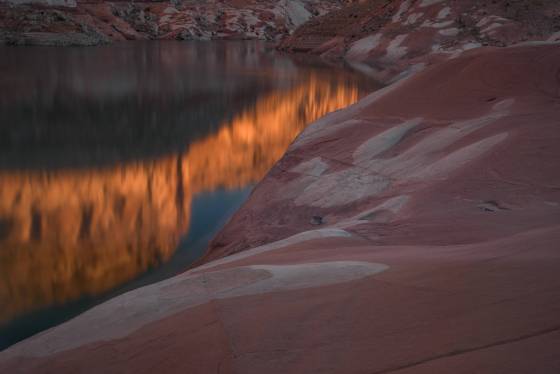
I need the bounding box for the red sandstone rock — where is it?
[1,43,559,373]
[279,0,560,82]
[0,0,346,45]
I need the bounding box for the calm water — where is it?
[0,41,376,349]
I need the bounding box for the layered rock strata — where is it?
[0,0,346,46]
[280,0,560,82]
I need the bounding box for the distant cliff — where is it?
[279,0,560,82]
[0,0,346,46]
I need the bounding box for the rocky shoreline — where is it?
[0,0,345,46]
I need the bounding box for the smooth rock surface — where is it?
[1,43,559,373]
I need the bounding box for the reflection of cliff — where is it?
[187,74,360,192]
[0,41,296,169]
[0,156,192,324]
[0,73,360,324]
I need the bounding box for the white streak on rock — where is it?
[392,0,412,23]
[419,0,445,7]
[353,118,423,165]
[387,62,426,84]
[405,133,508,181]
[423,20,454,28]
[481,23,503,34]
[285,0,312,27]
[3,258,386,358]
[334,195,410,228]
[404,12,423,25]
[163,7,178,14]
[363,100,513,179]
[234,261,389,296]
[295,168,390,208]
[291,157,329,177]
[449,42,482,58]
[476,16,509,28]
[437,7,450,19]
[197,228,354,272]
[385,34,408,60]
[346,34,383,60]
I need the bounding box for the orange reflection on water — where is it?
[187,74,359,192]
[0,157,191,324]
[0,73,360,323]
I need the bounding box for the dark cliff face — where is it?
[0,0,347,46]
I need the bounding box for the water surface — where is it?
[0,41,377,349]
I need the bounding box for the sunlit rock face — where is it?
[0,71,360,325]
[0,0,346,46]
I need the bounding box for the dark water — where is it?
[0,41,376,349]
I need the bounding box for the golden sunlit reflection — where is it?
[0,73,360,323]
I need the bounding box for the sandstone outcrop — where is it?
[279,0,560,82]
[2,43,559,373]
[0,0,346,46]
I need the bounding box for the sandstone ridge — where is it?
[280,0,560,82]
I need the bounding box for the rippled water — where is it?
[0,41,377,349]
